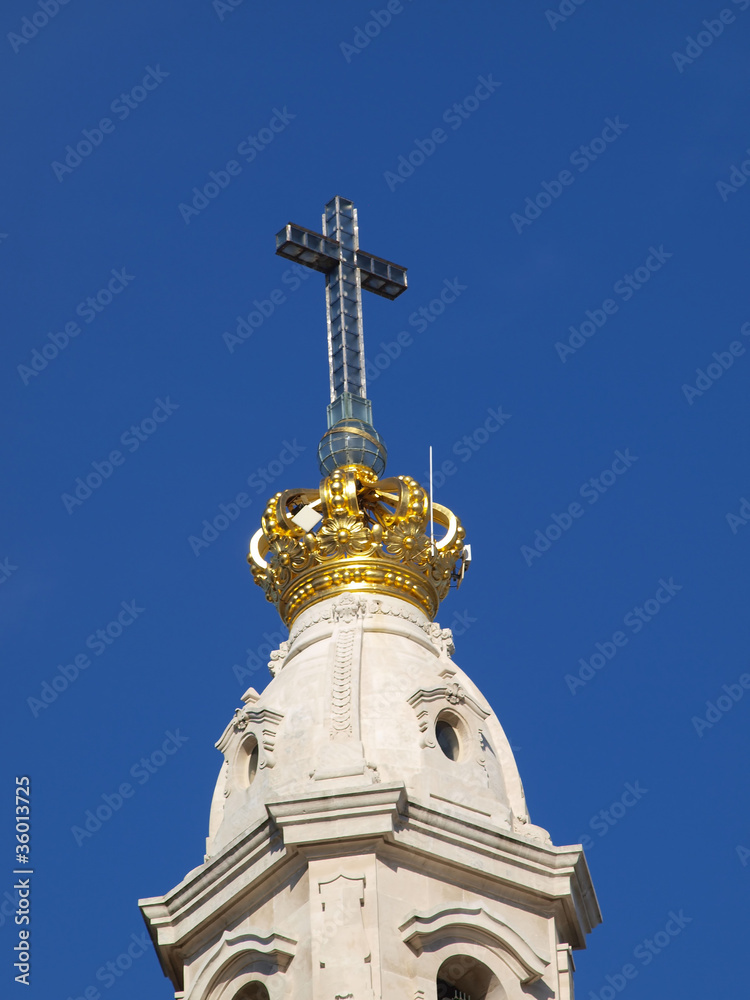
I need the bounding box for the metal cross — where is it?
[275,196,408,405]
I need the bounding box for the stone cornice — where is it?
[267,781,408,844]
[397,800,600,947]
[140,785,600,985]
[139,817,290,989]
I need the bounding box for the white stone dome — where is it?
[206,594,544,858]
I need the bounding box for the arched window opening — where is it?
[437,955,504,1000]
[234,982,270,1000]
[438,977,471,1000]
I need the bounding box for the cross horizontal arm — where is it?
[275,224,340,274]
[276,224,408,300]
[355,251,408,300]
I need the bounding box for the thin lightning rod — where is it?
[429,445,435,554]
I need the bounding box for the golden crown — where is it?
[248,464,466,627]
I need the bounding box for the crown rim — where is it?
[248,467,465,627]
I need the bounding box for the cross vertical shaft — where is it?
[274,195,408,474]
[322,197,367,403]
[275,195,408,416]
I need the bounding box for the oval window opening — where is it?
[436,718,460,761]
[246,737,259,785]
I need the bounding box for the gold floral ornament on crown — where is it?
[248,464,466,627]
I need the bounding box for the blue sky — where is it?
[2,0,749,996]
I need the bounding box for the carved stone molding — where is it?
[408,684,490,750]
[330,627,357,740]
[332,593,369,623]
[186,928,297,1000]
[215,706,285,787]
[267,594,453,679]
[268,641,289,677]
[287,595,455,661]
[314,873,374,1000]
[399,905,550,984]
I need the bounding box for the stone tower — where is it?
[139,198,601,1000]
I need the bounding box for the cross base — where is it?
[326,392,373,428]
